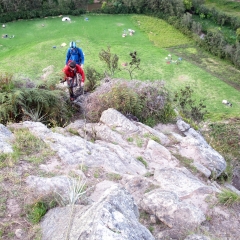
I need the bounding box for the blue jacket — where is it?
[65,47,85,65]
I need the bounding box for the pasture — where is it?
[0,14,239,121]
[205,0,240,18]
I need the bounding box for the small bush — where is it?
[84,79,175,125]
[0,73,73,126]
[85,67,103,92]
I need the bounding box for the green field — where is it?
[205,0,240,18]
[0,14,239,121]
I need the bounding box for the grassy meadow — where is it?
[0,14,239,121]
[205,0,240,18]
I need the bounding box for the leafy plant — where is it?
[144,172,154,177]
[68,128,80,136]
[148,226,154,233]
[144,184,159,193]
[123,51,142,80]
[0,74,73,126]
[184,0,192,10]
[136,137,144,148]
[94,170,100,178]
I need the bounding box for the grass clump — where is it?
[12,128,54,164]
[56,176,88,206]
[136,156,148,168]
[26,201,48,224]
[0,153,12,169]
[26,198,57,224]
[174,154,198,173]
[107,173,122,181]
[217,189,240,206]
[144,172,154,178]
[144,184,159,193]
[0,128,55,168]
[201,119,240,182]
[68,128,80,136]
[143,133,161,143]
[127,137,134,142]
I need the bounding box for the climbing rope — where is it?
[64,78,88,240]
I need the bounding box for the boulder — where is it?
[41,184,155,240]
[0,124,13,153]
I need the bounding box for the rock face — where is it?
[2,108,240,240]
[176,120,226,177]
[41,182,155,240]
[0,124,13,153]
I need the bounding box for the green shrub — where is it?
[0,73,73,126]
[103,83,142,116]
[85,79,175,125]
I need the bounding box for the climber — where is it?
[62,61,85,101]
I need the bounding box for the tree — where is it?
[184,0,192,10]
[236,28,240,42]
